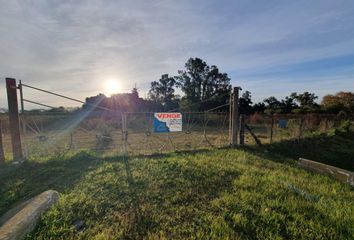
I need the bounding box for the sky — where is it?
[1,0,354,109]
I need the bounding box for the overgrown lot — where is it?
[0,132,353,239]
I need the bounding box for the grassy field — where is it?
[0,131,353,239]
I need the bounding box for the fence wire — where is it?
[19,111,123,158]
[2,81,353,159]
[125,112,229,155]
[15,111,229,158]
[243,113,352,144]
[5,82,231,158]
[1,111,352,159]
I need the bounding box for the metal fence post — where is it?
[6,78,23,162]
[18,80,28,158]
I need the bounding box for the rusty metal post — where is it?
[0,120,5,164]
[6,78,23,162]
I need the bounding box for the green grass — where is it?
[258,131,354,171]
[0,132,353,239]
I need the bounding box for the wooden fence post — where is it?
[230,87,240,146]
[229,93,233,144]
[0,120,5,164]
[239,114,245,146]
[6,78,23,162]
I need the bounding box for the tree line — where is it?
[21,57,354,116]
[147,57,354,115]
[240,91,353,115]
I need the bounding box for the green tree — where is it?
[148,74,178,110]
[253,102,266,113]
[175,58,231,110]
[263,96,281,113]
[239,91,253,114]
[280,94,298,113]
[292,92,319,112]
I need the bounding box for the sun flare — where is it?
[104,79,120,96]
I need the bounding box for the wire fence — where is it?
[21,111,123,158]
[243,113,354,144]
[0,111,231,159]
[1,81,235,160]
[125,112,229,155]
[2,80,353,160]
[1,111,353,159]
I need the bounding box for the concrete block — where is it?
[298,158,354,186]
[0,190,59,240]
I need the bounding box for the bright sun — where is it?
[104,79,120,95]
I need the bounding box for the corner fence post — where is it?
[230,87,240,146]
[6,78,23,162]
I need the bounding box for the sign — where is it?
[153,112,182,133]
[278,119,288,128]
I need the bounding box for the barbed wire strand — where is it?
[22,83,114,112]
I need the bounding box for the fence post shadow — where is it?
[124,156,134,186]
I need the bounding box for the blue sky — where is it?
[0,0,354,108]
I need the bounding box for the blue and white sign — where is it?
[153,113,182,133]
[278,119,288,128]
